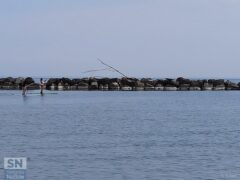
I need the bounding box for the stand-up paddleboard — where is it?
[0,93,15,96]
[22,93,58,97]
[19,91,58,96]
[27,92,58,95]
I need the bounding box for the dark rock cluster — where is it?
[0,77,38,90]
[1,77,239,91]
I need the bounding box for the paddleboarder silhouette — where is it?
[40,78,46,95]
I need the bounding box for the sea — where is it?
[0,90,240,180]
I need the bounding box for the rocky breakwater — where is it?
[0,77,38,90]
[0,77,240,91]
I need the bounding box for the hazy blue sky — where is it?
[0,0,240,78]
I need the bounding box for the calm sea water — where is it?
[0,90,240,180]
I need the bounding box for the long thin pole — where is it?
[82,68,113,74]
[97,58,128,78]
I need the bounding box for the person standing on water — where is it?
[22,82,27,96]
[22,79,32,96]
[21,77,35,96]
[40,78,45,95]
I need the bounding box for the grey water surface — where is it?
[0,90,240,180]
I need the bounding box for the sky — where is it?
[0,0,240,78]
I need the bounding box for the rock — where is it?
[72,79,82,85]
[135,87,144,91]
[99,84,109,91]
[202,83,213,90]
[109,78,120,83]
[23,77,34,85]
[88,78,98,90]
[141,78,156,86]
[0,78,5,85]
[98,78,110,90]
[164,86,177,91]
[0,85,17,90]
[190,80,202,88]
[5,77,15,84]
[71,78,90,90]
[103,84,109,90]
[46,78,60,89]
[155,84,164,91]
[109,82,120,90]
[78,82,89,90]
[15,77,24,85]
[60,77,72,86]
[208,79,225,86]
[164,79,179,87]
[190,80,202,90]
[0,77,17,89]
[120,77,136,87]
[155,87,164,91]
[50,83,56,90]
[121,86,132,91]
[178,84,190,91]
[202,87,213,91]
[178,87,189,91]
[99,84,103,90]
[70,85,78,90]
[213,85,225,91]
[144,85,155,91]
[120,77,136,90]
[58,82,64,91]
[144,81,155,91]
[98,78,110,85]
[79,78,90,84]
[176,77,191,85]
[133,81,144,91]
[155,79,165,86]
[189,87,201,91]
[89,81,98,90]
[176,78,191,90]
[135,81,144,87]
[64,83,71,90]
[226,80,239,90]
